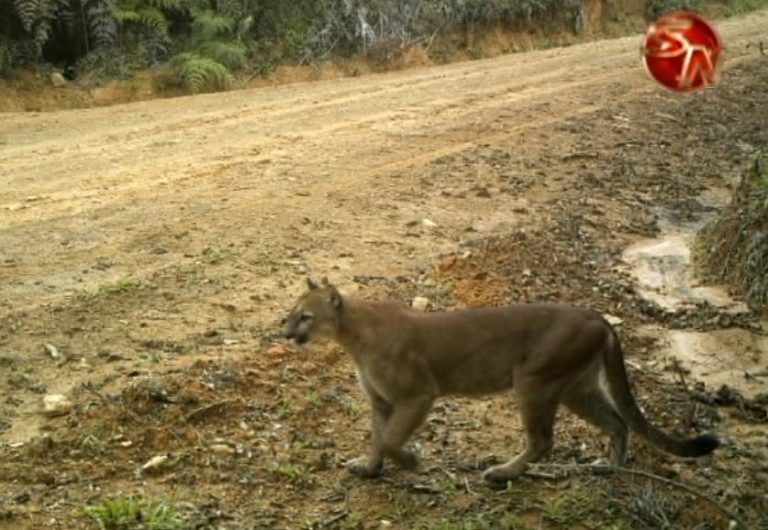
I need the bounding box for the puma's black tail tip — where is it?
[687,434,721,457]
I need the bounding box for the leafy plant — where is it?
[170,52,233,92]
[168,8,246,93]
[84,496,186,530]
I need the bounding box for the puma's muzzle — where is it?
[281,278,344,346]
[285,332,310,345]
[282,308,314,345]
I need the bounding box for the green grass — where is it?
[270,460,314,487]
[77,280,143,301]
[199,246,239,265]
[84,496,186,530]
[723,0,768,15]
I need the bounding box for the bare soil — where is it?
[1,11,768,530]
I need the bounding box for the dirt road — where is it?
[0,13,762,312]
[1,10,767,530]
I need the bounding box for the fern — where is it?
[196,39,246,69]
[12,0,40,32]
[11,0,67,56]
[172,52,234,92]
[113,2,169,35]
[87,0,118,48]
[148,0,184,10]
[191,9,236,40]
[165,8,245,93]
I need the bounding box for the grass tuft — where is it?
[84,496,186,530]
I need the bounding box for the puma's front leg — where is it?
[346,393,390,478]
[347,394,431,478]
[377,397,432,471]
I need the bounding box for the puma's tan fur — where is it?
[282,278,719,483]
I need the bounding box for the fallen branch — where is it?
[526,463,742,527]
[317,510,348,529]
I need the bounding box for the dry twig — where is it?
[527,463,742,527]
[185,399,241,423]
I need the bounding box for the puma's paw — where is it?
[345,457,383,479]
[482,463,525,486]
[391,449,421,471]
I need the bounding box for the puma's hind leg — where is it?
[482,391,558,485]
[564,387,628,466]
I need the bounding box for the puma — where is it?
[282,278,720,484]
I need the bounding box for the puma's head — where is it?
[282,277,344,345]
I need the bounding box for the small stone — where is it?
[603,314,624,326]
[142,454,169,471]
[50,72,67,87]
[209,443,236,455]
[42,394,73,417]
[475,187,492,198]
[267,345,287,356]
[421,218,437,228]
[44,344,60,360]
[411,297,430,312]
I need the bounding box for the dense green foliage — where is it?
[3,0,765,92]
[0,0,589,91]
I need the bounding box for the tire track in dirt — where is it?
[1,11,767,314]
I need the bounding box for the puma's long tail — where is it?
[603,328,720,457]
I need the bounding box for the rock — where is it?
[142,454,169,471]
[42,394,73,417]
[267,345,287,356]
[603,314,624,326]
[475,186,492,198]
[209,443,236,455]
[50,72,67,87]
[44,344,60,360]
[25,434,55,458]
[421,218,437,228]
[411,297,431,312]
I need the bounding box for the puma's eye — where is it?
[299,314,313,322]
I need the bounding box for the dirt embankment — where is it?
[697,153,768,314]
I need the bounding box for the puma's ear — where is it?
[306,278,320,290]
[320,276,330,287]
[328,287,343,310]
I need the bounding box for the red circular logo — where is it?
[642,12,724,93]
